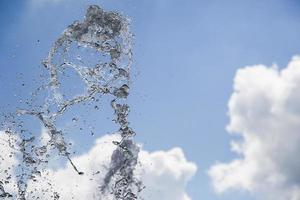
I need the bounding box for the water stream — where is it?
[0,5,142,200]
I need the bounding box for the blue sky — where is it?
[1,0,300,199]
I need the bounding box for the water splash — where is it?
[1,5,142,199]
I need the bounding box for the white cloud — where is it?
[137,147,197,200]
[208,56,300,200]
[0,132,19,196]
[0,132,196,199]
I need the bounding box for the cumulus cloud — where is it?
[0,132,196,199]
[0,131,19,196]
[209,56,300,200]
[137,147,197,200]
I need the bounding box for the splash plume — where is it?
[1,5,142,199]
